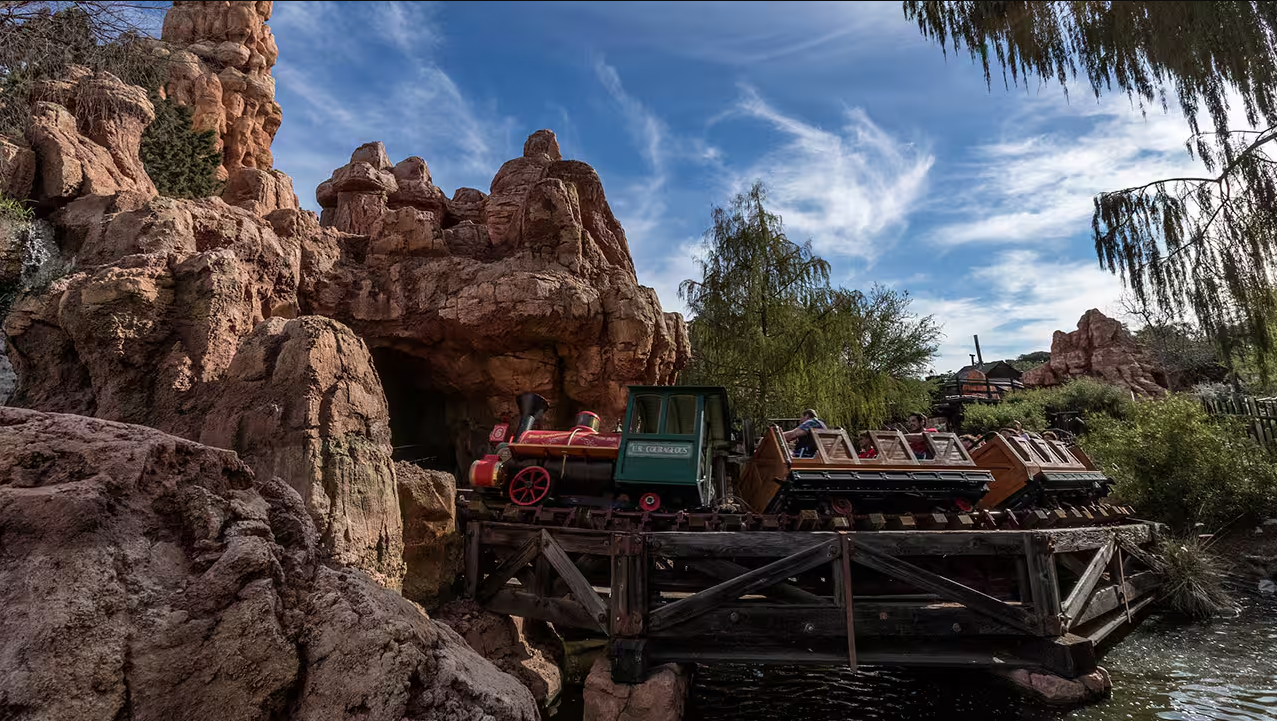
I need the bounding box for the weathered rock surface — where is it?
[222,166,299,215]
[0,136,36,200]
[997,666,1112,706]
[201,316,405,588]
[397,461,461,607]
[0,407,539,721]
[160,0,283,179]
[26,71,157,204]
[303,132,689,469]
[583,657,690,721]
[1022,309,1167,397]
[3,196,404,586]
[435,600,564,711]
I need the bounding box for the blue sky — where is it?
[267,1,1219,373]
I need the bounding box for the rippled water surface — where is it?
[559,599,1277,721]
[686,601,1277,721]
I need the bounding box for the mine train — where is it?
[468,385,1113,516]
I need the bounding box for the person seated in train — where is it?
[959,434,979,451]
[782,409,826,458]
[906,413,937,459]
[857,431,878,459]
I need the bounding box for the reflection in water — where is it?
[686,600,1277,721]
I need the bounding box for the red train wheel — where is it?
[508,466,552,506]
[830,498,854,516]
[638,492,661,512]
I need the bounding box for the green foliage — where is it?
[961,399,1047,435]
[959,377,1133,434]
[1151,536,1233,620]
[1007,350,1050,372]
[679,181,941,431]
[903,1,1277,365]
[140,93,222,199]
[0,195,33,223]
[1081,394,1277,532]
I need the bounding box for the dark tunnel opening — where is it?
[371,347,463,476]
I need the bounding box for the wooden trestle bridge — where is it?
[461,499,1164,684]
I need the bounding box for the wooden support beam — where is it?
[687,559,830,605]
[464,521,480,599]
[850,540,1040,636]
[1023,533,1063,635]
[1062,538,1115,630]
[1071,571,1159,629]
[480,523,614,556]
[839,533,857,670]
[1087,592,1157,645]
[645,602,1029,640]
[477,531,542,602]
[649,539,839,633]
[610,533,648,636]
[540,529,609,631]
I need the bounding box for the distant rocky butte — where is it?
[1021,308,1167,397]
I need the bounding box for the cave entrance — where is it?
[372,347,461,475]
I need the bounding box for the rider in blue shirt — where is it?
[782,409,826,458]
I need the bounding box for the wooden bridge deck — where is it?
[463,520,1163,683]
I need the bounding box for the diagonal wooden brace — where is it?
[851,539,1040,636]
[1062,536,1115,630]
[541,529,610,632]
[649,538,839,633]
[477,531,542,602]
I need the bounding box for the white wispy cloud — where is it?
[723,87,934,261]
[928,95,1256,247]
[269,1,514,210]
[913,250,1127,373]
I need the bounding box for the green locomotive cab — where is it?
[614,386,733,511]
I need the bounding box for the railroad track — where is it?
[457,489,1136,533]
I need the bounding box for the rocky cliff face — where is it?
[297,130,689,468]
[159,0,282,181]
[0,408,538,721]
[1022,309,1167,397]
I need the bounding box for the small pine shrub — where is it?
[140,93,223,199]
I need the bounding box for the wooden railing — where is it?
[1201,393,1277,450]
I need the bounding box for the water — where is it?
[556,600,1277,721]
[687,601,1277,721]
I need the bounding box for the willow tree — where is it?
[904,1,1277,359]
[679,181,940,429]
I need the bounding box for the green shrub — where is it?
[961,398,1048,434]
[139,94,223,199]
[1080,394,1277,532]
[0,196,33,223]
[1151,536,1233,619]
[959,377,1134,435]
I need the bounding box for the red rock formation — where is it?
[1021,309,1167,396]
[26,71,157,204]
[159,1,282,179]
[0,407,538,721]
[3,196,404,586]
[298,131,689,470]
[0,137,35,199]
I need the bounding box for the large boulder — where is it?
[582,657,690,721]
[434,600,564,712]
[2,196,404,587]
[0,407,539,721]
[26,72,157,205]
[1022,309,1167,397]
[200,316,405,588]
[301,131,690,471]
[160,1,282,180]
[397,461,461,608]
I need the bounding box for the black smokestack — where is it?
[514,393,550,442]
